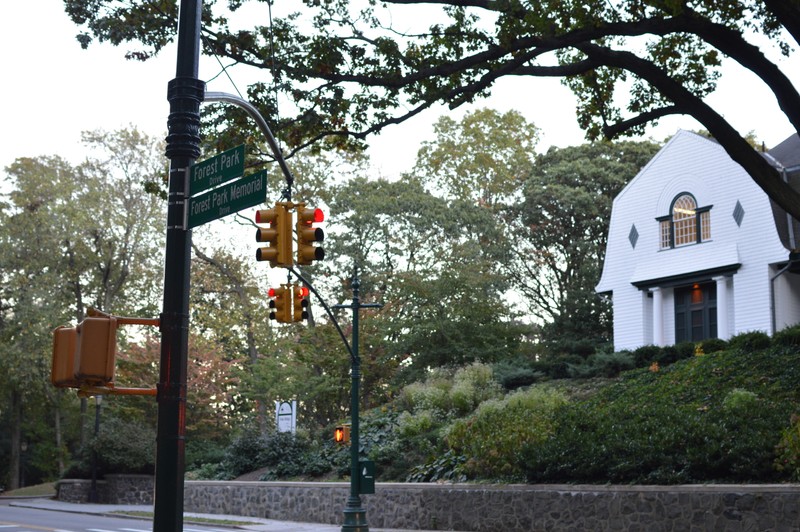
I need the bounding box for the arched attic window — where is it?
[657,193,712,249]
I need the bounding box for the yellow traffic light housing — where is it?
[334,424,350,443]
[52,326,79,388]
[50,308,160,395]
[293,284,310,322]
[256,202,292,267]
[268,285,292,323]
[296,203,325,265]
[75,314,119,386]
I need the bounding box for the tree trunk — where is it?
[8,390,22,490]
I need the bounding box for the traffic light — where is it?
[334,424,350,443]
[268,285,292,323]
[256,203,292,267]
[52,326,79,388]
[296,203,325,265]
[74,313,119,386]
[293,284,310,322]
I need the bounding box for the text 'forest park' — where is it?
[192,149,242,188]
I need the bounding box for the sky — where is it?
[2,2,800,180]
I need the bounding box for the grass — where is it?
[1,482,56,497]
[111,511,260,526]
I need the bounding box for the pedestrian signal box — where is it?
[51,308,160,393]
[334,424,350,443]
[52,326,79,388]
[75,314,119,386]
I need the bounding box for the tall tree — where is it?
[0,127,165,488]
[514,140,661,352]
[64,0,800,218]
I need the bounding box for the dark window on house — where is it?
[657,193,712,249]
[675,282,717,343]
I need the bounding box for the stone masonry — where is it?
[56,478,800,531]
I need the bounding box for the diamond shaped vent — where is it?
[628,224,639,249]
[733,200,745,227]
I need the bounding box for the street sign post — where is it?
[187,169,267,229]
[189,144,246,195]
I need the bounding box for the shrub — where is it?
[218,428,267,478]
[398,373,452,413]
[774,325,800,348]
[406,450,467,483]
[93,417,156,475]
[775,414,800,481]
[446,387,568,480]
[674,341,696,360]
[632,345,662,367]
[729,330,771,352]
[449,363,502,415]
[569,351,635,378]
[539,354,585,379]
[700,338,728,353]
[492,358,544,390]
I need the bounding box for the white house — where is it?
[596,130,800,351]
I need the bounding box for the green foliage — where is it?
[700,338,729,353]
[491,357,545,390]
[728,330,772,352]
[632,345,663,367]
[217,427,341,481]
[523,342,800,484]
[516,140,660,341]
[567,351,636,378]
[447,387,568,480]
[775,414,800,481]
[398,364,503,418]
[407,450,467,483]
[93,416,157,476]
[774,324,800,348]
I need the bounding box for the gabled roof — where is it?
[769,133,800,169]
[767,134,800,251]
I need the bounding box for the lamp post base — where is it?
[342,496,368,532]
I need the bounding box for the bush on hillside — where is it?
[774,324,800,348]
[632,345,661,367]
[492,357,544,390]
[522,344,800,484]
[700,337,728,353]
[59,417,157,479]
[567,351,636,378]
[775,413,800,481]
[728,330,771,351]
[447,387,567,480]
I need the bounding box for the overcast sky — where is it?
[2,1,799,180]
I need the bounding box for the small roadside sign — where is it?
[275,400,297,434]
[187,170,267,229]
[189,144,246,195]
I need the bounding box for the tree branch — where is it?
[577,42,800,220]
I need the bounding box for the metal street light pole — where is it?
[154,1,203,532]
[89,395,102,503]
[334,269,382,532]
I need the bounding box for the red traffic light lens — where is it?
[299,286,309,297]
[313,208,324,223]
[268,288,276,297]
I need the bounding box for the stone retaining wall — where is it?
[57,477,800,531]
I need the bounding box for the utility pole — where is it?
[334,269,382,532]
[154,1,203,531]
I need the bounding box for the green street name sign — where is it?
[190,144,246,195]
[187,170,267,229]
